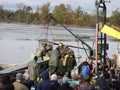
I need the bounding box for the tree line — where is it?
[0,2,120,27]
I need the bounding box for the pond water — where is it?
[0,23,119,65]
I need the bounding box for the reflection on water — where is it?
[0,23,119,65]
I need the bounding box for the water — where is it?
[0,40,37,64]
[0,23,119,65]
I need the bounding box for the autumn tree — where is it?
[52,4,66,24]
[39,2,50,24]
[110,8,120,26]
[72,6,84,26]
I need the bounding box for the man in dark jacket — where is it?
[36,70,52,90]
[50,74,61,90]
[21,74,34,90]
[96,71,111,90]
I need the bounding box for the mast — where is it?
[95,0,110,68]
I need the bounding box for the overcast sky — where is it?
[0,0,120,16]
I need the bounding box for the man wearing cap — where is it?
[62,45,77,77]
[56,43,65,76]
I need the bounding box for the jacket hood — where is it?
[41,70,49,80]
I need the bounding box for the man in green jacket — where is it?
[28,56,39,83]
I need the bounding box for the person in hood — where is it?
[36,70,52,90]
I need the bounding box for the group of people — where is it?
[0,72,33,90]
[77,53,120,90]
[37,42,77,76]
[27,42,120,90]
[0,54,119,90]
[0,67,95,90]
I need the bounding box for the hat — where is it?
[50,74,57,81]
[34,56,38,61]
[58,43,64,47]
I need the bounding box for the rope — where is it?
[77,41,80,55]
[76,41,81,62]
[81,42,89,58]
[45,24,49,42]
[117,42,120,54]
[38,27,47,41]
[49,28,55,42]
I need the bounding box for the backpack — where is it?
[81,65,90,76]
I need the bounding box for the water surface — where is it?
[0,23,119,65]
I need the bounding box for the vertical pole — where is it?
[96,24,98,67]
[95,0,99,67]
[103,3,107,65]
